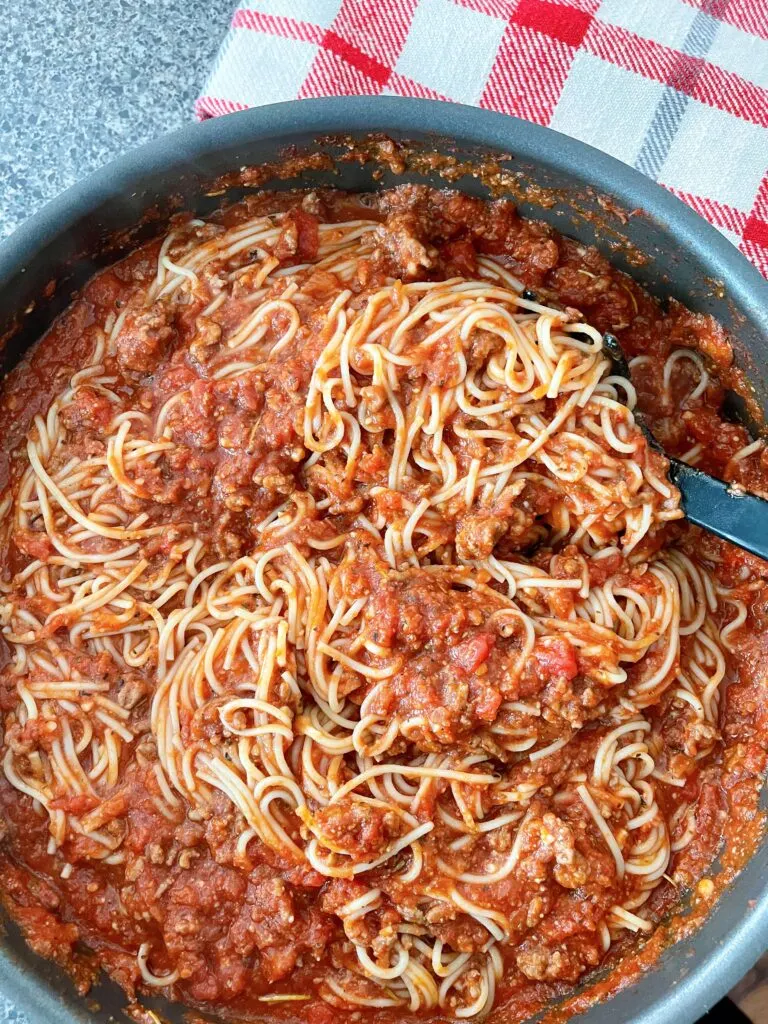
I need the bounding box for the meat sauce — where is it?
[0,186,766,1024]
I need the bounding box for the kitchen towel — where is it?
[197,0,768,278]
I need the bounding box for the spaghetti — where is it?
[0,187,765,1022]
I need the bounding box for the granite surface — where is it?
[1,6,233,1019]
[0,0,233,239]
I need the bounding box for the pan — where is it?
[0,96,767,1024]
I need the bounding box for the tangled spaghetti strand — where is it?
[0,204,735,1016]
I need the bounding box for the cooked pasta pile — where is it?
[0,203,742,1017]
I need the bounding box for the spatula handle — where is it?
[669,459,768,561]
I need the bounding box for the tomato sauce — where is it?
[0,186,766,1023]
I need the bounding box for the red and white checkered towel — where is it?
[197,0,768,278]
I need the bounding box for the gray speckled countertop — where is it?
[0,6,233,1019]
[0,0,233,239]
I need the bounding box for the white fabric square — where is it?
[659,99,768,210]
[243,0,342,29]
[394,0,506,104]
[713,225,743,249]
[707,20,768,89]
[595,0,697,50]
[550,52,665,166]
[206,29,318,107]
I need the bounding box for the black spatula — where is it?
[602,332,768,562]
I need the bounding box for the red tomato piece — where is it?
[534,637,578,681]
[451,633,495,673]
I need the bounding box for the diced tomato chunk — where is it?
[471,683,503,721]
[534,637,578,681]
[451,632,495,673]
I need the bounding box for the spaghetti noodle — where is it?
[0,186,765,1022]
